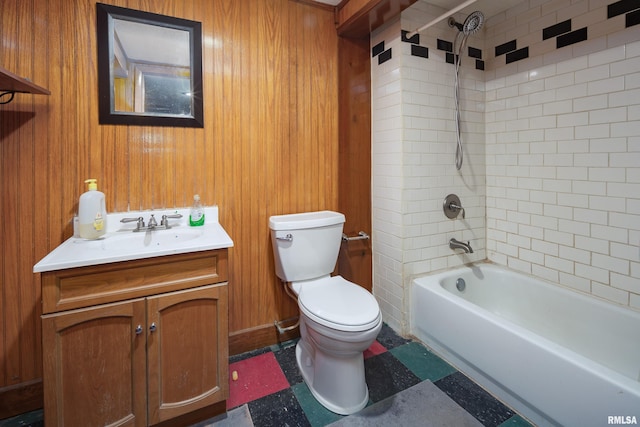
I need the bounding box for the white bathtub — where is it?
[411,263,640,427]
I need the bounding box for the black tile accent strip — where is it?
[608,0,640,19]
[378,48,392,65]
[543,19,572,40]
[476,59,485,70]
[506,46,529,64]
[468,46,482,59]
[556,27,588,48]
[372,41,385,57]
[627,9,640,27]
[446,52,456,64]
[495,40,517,57]
[411,45,429,58]
[438,39,453,52]
[402,30,420,44]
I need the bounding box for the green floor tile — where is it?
[498,414,535,427]
[291,382,344,427]
[0,409,43,427]
[390,341,457,382]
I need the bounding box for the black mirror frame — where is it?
[96,3,204,128]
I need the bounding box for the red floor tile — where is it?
[364,340,387,359]
[227,352,290,409]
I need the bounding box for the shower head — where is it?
[463,11,484,35]
[448,11,485,36]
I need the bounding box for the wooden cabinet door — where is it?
[146,284,228,425]
[42,299,147,427]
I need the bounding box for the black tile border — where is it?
[401,29,420,44]
[372,41,385,58]
[543,19,572,40]
[608,0,640,18]
[468,46,482,59]
[378,1,635,69]
[438,38,453,52]
[627,9,640,27]
[506,46,529,64]
[411,44,429,58]
[378,49,392,64]
[495,40,517,57]
[557,27,588,48]
[446,52,456,64]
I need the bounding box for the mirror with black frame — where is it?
[96,3,203,127]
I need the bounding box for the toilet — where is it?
[269,211,382,415]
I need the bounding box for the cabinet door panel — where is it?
[42,299,146,427]
[147,284,228,424]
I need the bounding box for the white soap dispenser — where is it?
[78,178,107,239]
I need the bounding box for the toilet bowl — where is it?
[269,211,382,415]
[295,276,382,414]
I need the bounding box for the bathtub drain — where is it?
[456,278,466,292]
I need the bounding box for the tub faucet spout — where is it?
[450,238,473,253]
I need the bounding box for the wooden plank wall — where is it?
[0,0,338,411]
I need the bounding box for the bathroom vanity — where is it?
[34,208,233,427]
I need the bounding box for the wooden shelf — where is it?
[0,65,50,95]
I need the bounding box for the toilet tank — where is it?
[269,211,345,282]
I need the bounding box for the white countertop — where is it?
[33,206,233,273]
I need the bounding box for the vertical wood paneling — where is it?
[337,36,372,291]
[0,0,339,407]
[2,0,21,389]
[16,0,37,383]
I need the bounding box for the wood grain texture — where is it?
[0,0,338,413]
[337,35,372,291]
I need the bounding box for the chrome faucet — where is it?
[449,238,473,253]
[120,213,183,232]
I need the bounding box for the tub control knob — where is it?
[443,194,465,219]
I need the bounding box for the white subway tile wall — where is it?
[372,0,640,332]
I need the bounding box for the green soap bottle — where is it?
[189,194,205,226]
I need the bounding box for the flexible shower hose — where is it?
[453,31,470,171]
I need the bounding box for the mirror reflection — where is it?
[97,3,203,127]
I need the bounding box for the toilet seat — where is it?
[297,276,381,332]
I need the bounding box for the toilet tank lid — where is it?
[269,211,345,231]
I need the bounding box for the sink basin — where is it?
[34,207,233,272]
[75,227,205,251]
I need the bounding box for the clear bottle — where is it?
[189,194,205,226]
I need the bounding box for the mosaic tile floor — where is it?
[211,324,533,427]
[0,324,533,427]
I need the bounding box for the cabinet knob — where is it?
[135,325,143,335]
[149,322,157,332]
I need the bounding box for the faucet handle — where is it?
[449,203,465,219]
[121,216,145,230]
[161,213,183,228]
[148,214,158,228]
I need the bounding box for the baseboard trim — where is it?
[0,379,43,420]
[229,322,300,356]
